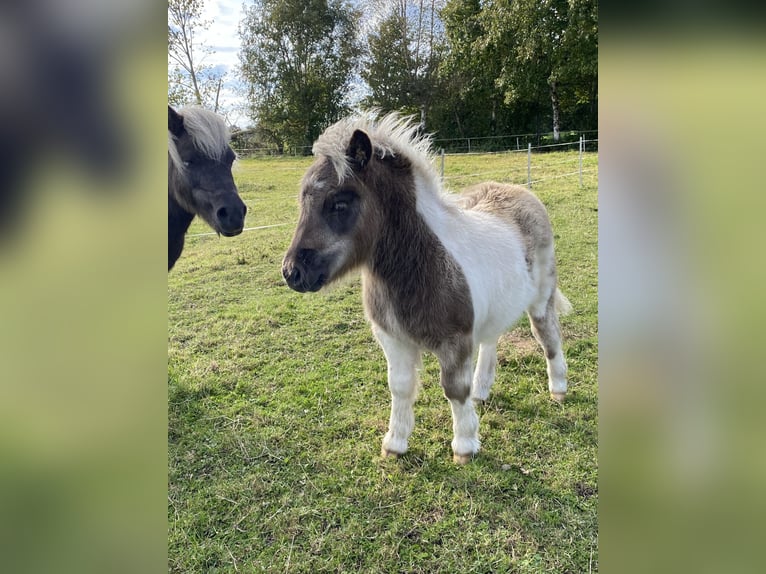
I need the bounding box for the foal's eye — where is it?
[333,201,348,213]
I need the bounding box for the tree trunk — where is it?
[490,99,497,136]
[454,110,463,139]
[214,78,222,113]
[191,71,202,106]
[550,80,560,142]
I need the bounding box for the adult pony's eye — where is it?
[332,200,348,213]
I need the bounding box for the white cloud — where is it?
[191,0,375,128]
[198,0,249,127]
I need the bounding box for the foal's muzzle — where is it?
[282,248,326,292]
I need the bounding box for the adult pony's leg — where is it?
[374,328,421,458]
[528,293,568,402]
[471,342,497,402]
[437,340,480,464]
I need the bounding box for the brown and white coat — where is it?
[283,112,570,463]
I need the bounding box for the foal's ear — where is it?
[346,129,372,170]
[168,106,185,137]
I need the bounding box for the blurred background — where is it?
[2,0,766,572]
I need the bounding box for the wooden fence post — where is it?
[440,148,445,181]
[527,143,532,189]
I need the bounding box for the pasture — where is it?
[168,150,598,572]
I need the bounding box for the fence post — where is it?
[467,138,471,153]
[527,142,532,189]
[579,136,583,187]
[440,148,445,181]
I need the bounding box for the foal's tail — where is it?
[554,288,573,316]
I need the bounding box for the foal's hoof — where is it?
[453,453,473,465]
[550,392,566,403]
[381,448,400,459]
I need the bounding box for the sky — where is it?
[198,0,249,127]
[192,0,377,128]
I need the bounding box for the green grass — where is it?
[168,151,598,573]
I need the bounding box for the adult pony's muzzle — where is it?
[215,200,247,236]
[282,248,326,292]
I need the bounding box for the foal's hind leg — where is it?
[528,295,568,402]
[471,342,497,402]
[374,328,421,458]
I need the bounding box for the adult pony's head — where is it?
[168,105,246,237]
[282,112,433,292]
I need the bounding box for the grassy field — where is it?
[168,150,598,573]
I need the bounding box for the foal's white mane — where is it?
[168,106,231,172]
[314,111,439,187]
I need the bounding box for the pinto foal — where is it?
[282,113,570,463]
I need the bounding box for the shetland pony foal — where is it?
[168,106,246,270]
[282,113,571,464]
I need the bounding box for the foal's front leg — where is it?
[374,328,421,458]
[438,341,480,464]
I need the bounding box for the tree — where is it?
[557,0,598,130]
[168,0,224,110]
[437,0,504,139]
[238,0,360,153]
[480,0,598,141]
[362,0,446,129]
[364,12,413,112]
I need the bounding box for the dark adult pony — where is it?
[168,106,246,270]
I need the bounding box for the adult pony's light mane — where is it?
[313,111,438,187]
[168,106,231,172]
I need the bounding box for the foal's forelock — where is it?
[299,159,339,197]
[312,111,434,185]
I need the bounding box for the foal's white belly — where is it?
[453,213,535,344]
[416,189,536,345]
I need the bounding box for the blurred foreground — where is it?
[600,11,766,574]
[0,1,166,573]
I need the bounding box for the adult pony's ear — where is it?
[168,106,185,138]
[346,129,372,170]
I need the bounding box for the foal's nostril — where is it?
[216,206,229,222]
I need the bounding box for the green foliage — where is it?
[363,13,415,111]
[168,66,192,109]
[430,0,598,139]
[169,152,598,572]
[238,0,360,153]
[434,0,503,137]
[362,1,446,120]
[169,0,598,142]
[479,0,598,133]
